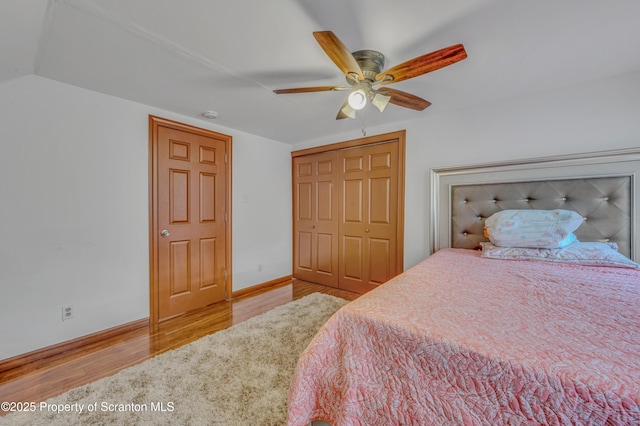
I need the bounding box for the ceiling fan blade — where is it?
[384,88,432,111]
[376,44,467,85]
[313,31,364,81]
[273,86,348,94]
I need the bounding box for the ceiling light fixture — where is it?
[347,88,367,110]
[202,110,218,119]
[273,32,467,121]
[340,103,357,119]
[371,91,391,112]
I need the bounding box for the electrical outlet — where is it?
[62,305,74,321]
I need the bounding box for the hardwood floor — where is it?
[0,280,359,408]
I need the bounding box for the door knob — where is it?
[365,228,370,233]
[161,230,170,237]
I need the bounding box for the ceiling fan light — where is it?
[371,92,391,112]
[340,103,357,119]
[347,89,367,110]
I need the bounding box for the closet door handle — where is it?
[161,230,170,237]
[365,228,370,233]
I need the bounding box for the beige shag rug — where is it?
[2,293,347,426]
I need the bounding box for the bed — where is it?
[286,150,640,425]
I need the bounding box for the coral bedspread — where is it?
[287,248,640,425]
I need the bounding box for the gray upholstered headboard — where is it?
[431,149,640,261]
[450,177,631,257]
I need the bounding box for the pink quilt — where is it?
[287,248,640,425]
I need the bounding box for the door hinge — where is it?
[223,270,228,281]
[224,153,228,164]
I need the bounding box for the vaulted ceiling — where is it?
[3,0,640,144]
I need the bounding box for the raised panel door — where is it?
[293,151,339,287]
[339,142,399,293]
[156,124,227,320]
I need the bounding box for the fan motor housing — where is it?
[351,50,385,81]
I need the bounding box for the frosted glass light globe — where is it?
[348,89,367,110]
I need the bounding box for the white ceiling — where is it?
[3,0,640,145]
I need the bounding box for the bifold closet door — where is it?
[338,142,399,294]
[292,151,339,287]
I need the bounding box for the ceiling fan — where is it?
[273,31,467,119]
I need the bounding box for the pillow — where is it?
[555,232,579,249]
[484,209,584,249]
[480,241,640,269]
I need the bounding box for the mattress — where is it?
[287,248,640,425]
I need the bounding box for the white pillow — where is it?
[481,241,640,269]
[484,209,584,249]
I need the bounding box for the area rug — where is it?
[2,293,348,426]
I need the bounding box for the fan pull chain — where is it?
[361,110,367,137]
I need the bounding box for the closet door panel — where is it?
[316,233,334,274]
[297,231,312,271]
[369,238,391,284]
[297,182,312,221]
[343,179,363,223]
[292,151,339,287]
[339,142,399,293]
[292,131,405,294]
[342,235,363,280]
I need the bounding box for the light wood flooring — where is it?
[0,280,359,409]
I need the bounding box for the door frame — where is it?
[291,130,406,276]
[148,115,232,324]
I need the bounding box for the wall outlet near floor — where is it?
[62,305,74,321]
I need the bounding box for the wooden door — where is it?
[293,151,339,287]
[150,116,230,322]
[339,142,399,293]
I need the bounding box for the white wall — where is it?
[0,75,292,360]
[2,70,638,360]
[231,132,292,288]
[296,71,640,269]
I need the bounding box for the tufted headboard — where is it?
[431,149,640,261]
[451,177,631,256]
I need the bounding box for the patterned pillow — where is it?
[484,209,584,249]
[481,241,640,269]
